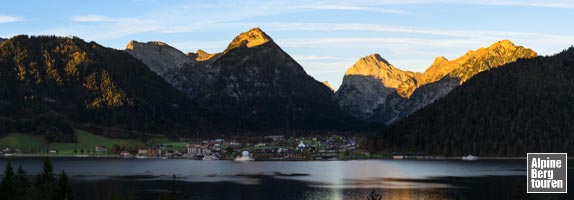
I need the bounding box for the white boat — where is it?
[462,155,479,161]
[234,151,254,161]
[202,154,219,160]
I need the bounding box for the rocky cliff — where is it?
[125,41,194,76]
[322,81,334,92]
[337,40,537,124]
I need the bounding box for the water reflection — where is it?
[0,158,569,199]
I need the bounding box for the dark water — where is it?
[0,158,571,200]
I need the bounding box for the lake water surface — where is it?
[0,158,570,200]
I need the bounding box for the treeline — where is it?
[0,159,72,200]
[0,35,234,140]
[368,47,574,156]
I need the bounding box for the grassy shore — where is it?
[0,130,186,156]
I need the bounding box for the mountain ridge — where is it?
[368,46,574,156]
[0,35,232,141]
[224,27,272,53]
[126,28,363,130]
[336,40,537,124]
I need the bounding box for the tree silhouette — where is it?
[13,166,29,200]
[55,170,73,200]
[34,159,56,200]
[0,161,16,199]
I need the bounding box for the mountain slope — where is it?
[337,40,537,124]
[0,35,229,141]
[125,41,194,76]
[368,47,574,156]
[336,54,420,120]
[322,81,334,92]
[127,28,362,130]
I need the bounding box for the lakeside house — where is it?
[2,148,14,154]
[392,152,423,159]
[186,144,211,156]
[95,145,108,152]
[137,148,157,157]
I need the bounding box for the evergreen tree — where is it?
[13,166,29,200]
[34,159,56,200]
[54,170,73,200]
[0,161,16,199]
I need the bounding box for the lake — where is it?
[0,158,571,200]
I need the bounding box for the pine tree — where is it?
[34,159,56,200]
[0,161,16,199]
[13,166,29,200]
[54,170,73,200]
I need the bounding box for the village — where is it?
[129,135,368,161]
[0,135,370,161]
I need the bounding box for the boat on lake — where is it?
[234,151,254,161]
[462,155,479,161]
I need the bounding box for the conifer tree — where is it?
[55,170,73,200]
[0,161,16,199]
[34,159,56,200]
[12,165,29,200]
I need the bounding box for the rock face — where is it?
[127,27,361,130]
[0,38,5,44]
[337,40,537,124]
[337,54,420,120]
[125,41,193,76]
[322,81,334,92]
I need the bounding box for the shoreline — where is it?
[3,154,573,161]
[0,154,554,160]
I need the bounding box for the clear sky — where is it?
[1,0,573,89]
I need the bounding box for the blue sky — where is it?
[1,0,574,89]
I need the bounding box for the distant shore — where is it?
[4,153,574,162]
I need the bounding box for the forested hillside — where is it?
[367,47,574,156]
[0,36,232,141]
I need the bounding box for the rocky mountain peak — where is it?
[336,53,419,120]
[364,53,392,65]
[492,39,516,49]
[432,56,448,64]
[322,81,334,92]
[195,49,218,61]
[125,40,191,75]
[345,54,393,75]
[126,40,168,50]
[344,53,416,89]
[127,28,361,130]
[224,27,272,52]
[448,40,537,83]
[337,40,538,124]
